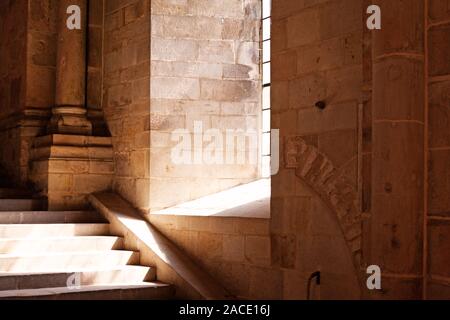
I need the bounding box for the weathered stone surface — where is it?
[25,66,56,108]
[429,24,450,77]
[372,0,424,56]
[372,58,424,121]
[151,77,200,100]
[372,122,424,197]
[318,130,357,168]
[55,0,88,107]
[429,219,450,278]
[429,149,450,215]
[286,8,320,48]
[284,136,362,271]
[370,0,426,298]
[429,80,450,149]
[28,32,57,67]
[29,135,114,210]
[428,0,450,23]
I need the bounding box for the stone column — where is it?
[30,0,113,211]
[48,0,92,135]
[370,1,425,299]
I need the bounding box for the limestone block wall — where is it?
[26,0,58,111]
[270,0,363,298]
[149,183,359,299]
[149,215,272,299]
[18,0,58,186]
[103,0,151,211]
[149,0,262,211]
[0,0,28,120]
[149,0,363,300]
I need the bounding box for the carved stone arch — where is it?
[285,136,363,277]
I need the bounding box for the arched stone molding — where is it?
[285,136,363,272]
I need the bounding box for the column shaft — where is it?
[370,0,425,299]
[49,0,92,135]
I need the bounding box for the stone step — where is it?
[0,282,174,300]
[0,265,156,290]
[0,236,124,254]
[0,199,44,211]
[0,250,140,273]
[0,211,106,224]
[0,188,33,199]
[0,223,110,238]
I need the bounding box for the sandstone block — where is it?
[429,80,450,148]
[151,38,198,62]
[200,79,258,102]
[223,235,245,262]
[372,122,424,197]
[429,24,450,77]
[151,77,200,100]
[198,40,235,64]
[429,149,450,215]
[429,220,450,278]
[272,50,297,80]
[428,0,450,23]
[286,8,320,48]
[373,58,424,121]
[73,174,112,193]
[372,0,424,57]
[245,236,271,265]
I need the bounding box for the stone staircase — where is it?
[0,186,175,300]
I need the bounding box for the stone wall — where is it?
[103,0,151,210]
[270,0,449,300]
[26,0,58,111]
[150,0,363,300]
[150,190,361,299]
[87,0,108,135]
[0,0,28,120]
[0,0,56,186]
[149,0,262,211]
[97,0,450,299]
[270,0,363,298]
[0,0,448,300]
[149,215,272,299]
[0,0,30,183]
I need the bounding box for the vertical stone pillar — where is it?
[48,0,92,135]
[30,0,113,211]
[370,1,425,299]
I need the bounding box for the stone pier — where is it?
[30,0,113,210]
[369,0,425,299]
